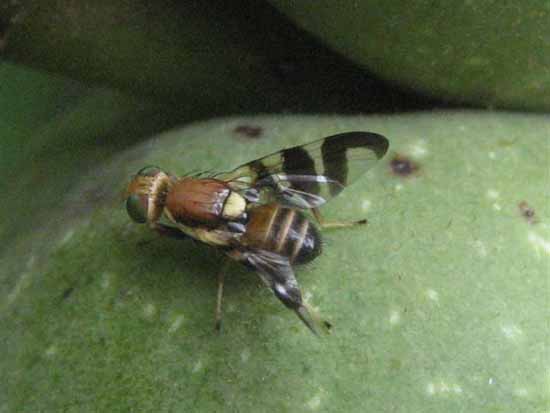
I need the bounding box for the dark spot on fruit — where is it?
[61,286,75,301]
[390,155,419,177]
[518,201,537,224]
[389,358,403,371]
[498,139,516,148]
[233,125,263,139]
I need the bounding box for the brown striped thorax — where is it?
[125,132,389,334]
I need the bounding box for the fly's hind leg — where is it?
[215,260,231,332]
[312,208,367,229]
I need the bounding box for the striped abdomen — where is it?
[241,204,321,264]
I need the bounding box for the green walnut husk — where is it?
[1,113,548,412]
[269,1,550,112]
[1,1,418,115]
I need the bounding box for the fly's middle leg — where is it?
[312,208,367,229]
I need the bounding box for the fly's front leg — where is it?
[312,208,367,229]
[151,223,191,240]
[135,223,189,248]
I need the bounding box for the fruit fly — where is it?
[125,132,389,334]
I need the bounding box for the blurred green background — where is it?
[1,1,548,412]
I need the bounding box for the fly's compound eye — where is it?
[126,193,148,223]
[137,166,163,177]
[126,166,168,224]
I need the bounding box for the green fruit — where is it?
[1,2,411,115]
[270,1,550,111]
[2,113,548,412]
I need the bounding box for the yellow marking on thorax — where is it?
[222,192,246,219]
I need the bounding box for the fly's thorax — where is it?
[242,204,321,264]
[164,178,246,227]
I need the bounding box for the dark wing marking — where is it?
[218,132,389,209]
[238,248,330,335]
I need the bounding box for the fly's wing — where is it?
[239,248,331,335]
[217,132,389,209]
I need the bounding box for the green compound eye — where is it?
[126,194,148,223]
[136,166,162,177]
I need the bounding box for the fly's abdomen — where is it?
[242,204,321,264]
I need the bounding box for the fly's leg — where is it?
[215,260,231,332]
[312,208,367,229]
[135,223,190,248]
[151,223,191,240]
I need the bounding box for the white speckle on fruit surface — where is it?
[410,140,428,157]
[26,255,36,269]
[487,189,499,199]
[426,381,464,396]
[240,348,251,363]
[439,382,450,393]
[492,202,502,211]
[192,359,203,373]
[59,228,75,246]
[361,199,371,212]
[528,231,550,256]
[5,272,31,307]
[389,310,400,325]
[488,151,496,160]
[488,377,495,385]
[168,314,185,333]
[143,303,156,319]
[100,272,111,289]
[426,289,439,302]
[500,324,524,340]
[514,388,528,397]
[426,382,435,395]
[45,345,57,357]
[395,183,403,192]
[306,393,322,410]
[473,240,488,257]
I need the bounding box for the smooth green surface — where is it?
[270,1,550,111]
[1,113,549,412]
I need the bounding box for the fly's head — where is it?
[125,166,171,225]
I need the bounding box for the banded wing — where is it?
[218,131,389,209]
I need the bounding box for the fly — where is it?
[125,132,389,334]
